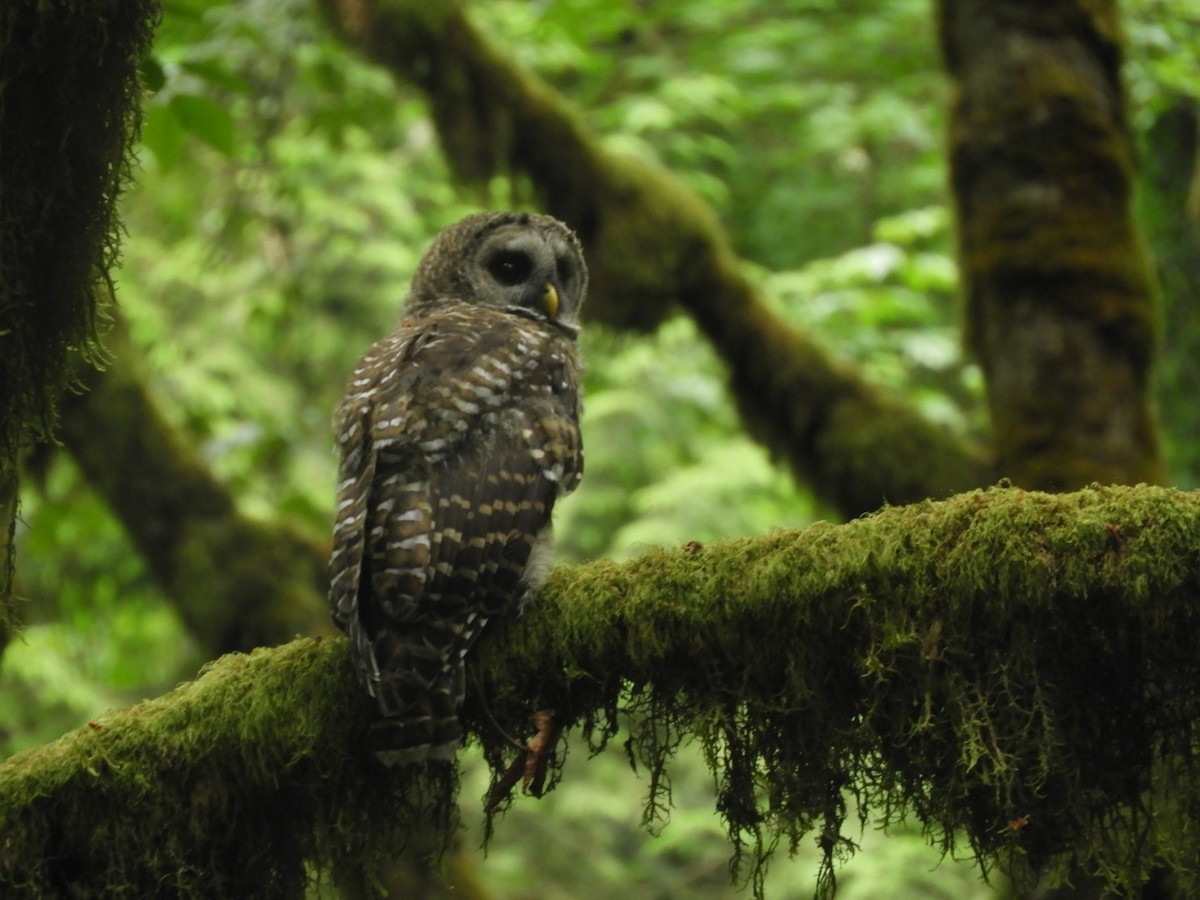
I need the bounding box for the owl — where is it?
[329,211,586,765]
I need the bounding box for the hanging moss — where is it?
[468,483,1200,896]
[0,0,159,616]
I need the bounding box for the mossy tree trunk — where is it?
[0,0,157,630]
[941,0,1164,490]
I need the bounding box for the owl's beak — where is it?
[541,282,560,318]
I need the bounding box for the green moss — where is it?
[0,1,157,456]
[468,484,1200,896]
[0,637,457,897]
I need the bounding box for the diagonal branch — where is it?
[4,484,1199,896]
[316,0,992,515]
[55,317,332,653]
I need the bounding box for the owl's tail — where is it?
[369,664,465,765]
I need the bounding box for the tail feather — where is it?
[368,663,465,765]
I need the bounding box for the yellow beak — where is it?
[542,282,559,318]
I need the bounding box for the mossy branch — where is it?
[5,484,1200,896]
[316,0,991,515]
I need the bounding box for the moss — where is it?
[5,486,1200,895]
[0,1,157,455]
[468,484,1200,896]
[0,638,457,897]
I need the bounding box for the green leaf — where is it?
[138,104,186,171]
[169,94,237,156]
[137,53,167,93]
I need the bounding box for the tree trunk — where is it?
[941,0,1164,490]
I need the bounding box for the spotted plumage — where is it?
[330,212,586,764]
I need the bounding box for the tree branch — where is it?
[5,484,1199,896]
[316,0,992,515]
[55,317,332,653]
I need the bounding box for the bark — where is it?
[55,317,333,654]
[316,0,991,516]
[4,484,1200,898]
[941,0,1164,490]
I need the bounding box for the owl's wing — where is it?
[330,310,583,722]
[328,328,424,634]
[329,410,371,632]
[420,346,583,632]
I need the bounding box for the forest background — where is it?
[2,0,1199,897]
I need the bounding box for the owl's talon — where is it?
[484,709,559,811]
[521,709,558,796]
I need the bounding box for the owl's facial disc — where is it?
[477,226,580,325]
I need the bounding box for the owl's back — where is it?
[329,302,582,758]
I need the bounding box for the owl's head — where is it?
[407,211,588,334]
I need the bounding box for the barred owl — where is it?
[329,211,586,765]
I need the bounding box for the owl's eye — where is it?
[487,250,534,286]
